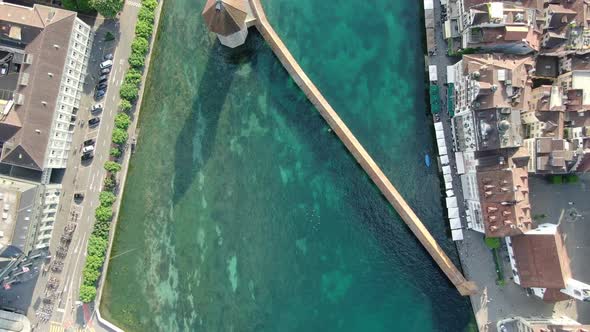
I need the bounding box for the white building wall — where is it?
[561,279,590,301]
[45,18,93,169]
[35,184,61,249]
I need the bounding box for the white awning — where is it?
[442,165,451,175]
[449,218,462,229]
[455,152,465,175]
[437,138,447,149]
[451,229,464,241]
[444,20,451,40]
[429,65,438,82]
[448,207,459,218]
[434,122,444,132]
[445,181,453,190]
[435,130,445,140]
[446,196,458,208]
[446,65,455,84]
[424,0,433,10]
[444,174,452,183]
[439,146,448,156]
[446,189,454,197]
[440,155,449,165]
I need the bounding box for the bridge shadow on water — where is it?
[172,33,261,204]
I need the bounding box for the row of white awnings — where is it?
[435,120,464,241]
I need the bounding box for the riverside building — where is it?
[0,2,90,288]
[0,1,92,181]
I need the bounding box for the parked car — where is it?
[100,67,111,75]
[94,89,106,100]
[103,53,113,60]
[99,60,113,69]
[81,152,93,161]
[97,83,108,90]
[90,103,103,113]
[98,77,108,84]
[0,63,7,76]
[82,145,94,154]
[98,74,108,81]
[83,138,95,146]
[88,117,100,127]
[74,192,85,201]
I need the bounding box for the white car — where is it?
[99,60,113,69]
[91,103,103,113]
[82,145,95,154]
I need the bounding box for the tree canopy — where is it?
[90,0,124,18]
[80,285,97,303]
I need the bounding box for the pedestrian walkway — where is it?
[50,321,95,332]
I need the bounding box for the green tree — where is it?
[120,82,139,101]
[82,266,101,286]
[104,161,122,173]
[112,128,129,145]
[135,20,153,39]
[119,99,133,112]
[103,174,116,192]
[92,220,110,239]
[95,206,113,223]
[128,52,145,69]
[99,191,117,206]
[124,69,142,85]
[138,6,155,23]
[141,0,158,10]
[62,0,93,12]
[84,255,104,271]
[79,285,97,303]
[87,235,108,257]
[110,147,122,158]
[90,0,124,18]
[132,37,149,56]
[115,113,131,130]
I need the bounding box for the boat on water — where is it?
[425,153,431,168]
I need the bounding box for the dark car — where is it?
[100,67,111,75]
[97,83,108,90]
[98,77,108,84]
[88,117,100,127]
[83,138,95,146]
[81,152,93,161]
[74,192,85,201]
[94,89,106,100]
[103,53,114,60]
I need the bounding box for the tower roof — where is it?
[202,0,248,36]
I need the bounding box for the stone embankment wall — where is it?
[247,0,477,296]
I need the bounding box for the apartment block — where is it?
[0,1,93,181]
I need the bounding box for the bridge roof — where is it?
[202,0,248,36]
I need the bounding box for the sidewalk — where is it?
[89,0,165,331]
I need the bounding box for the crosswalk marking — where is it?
[50,322,65,332]
[50,321,95,332]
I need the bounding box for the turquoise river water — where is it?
[101,0,475,331]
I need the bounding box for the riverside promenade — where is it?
[246,0,477,296]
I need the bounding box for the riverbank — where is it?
[98,0,473,330]
[94,0,165,330]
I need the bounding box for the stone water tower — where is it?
[202,0,250,48]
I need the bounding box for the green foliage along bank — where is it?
[79,0,159,303]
